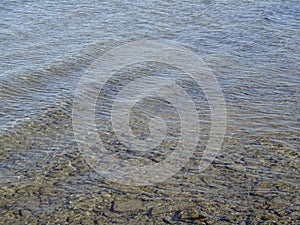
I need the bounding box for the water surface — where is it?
[1,0,299,224]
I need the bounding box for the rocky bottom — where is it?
[1,104,299,225]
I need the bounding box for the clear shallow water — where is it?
[0,0,299,224]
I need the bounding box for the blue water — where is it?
[0,0,299,223]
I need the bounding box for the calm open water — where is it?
[0,0,299,224]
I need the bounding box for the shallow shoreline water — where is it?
[1,0,299,224]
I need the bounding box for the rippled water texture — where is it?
[1,0,299,224]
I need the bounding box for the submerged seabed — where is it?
[1,0,299,224]
[1,58,299,224]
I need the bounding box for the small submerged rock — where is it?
[172,208,207,222]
